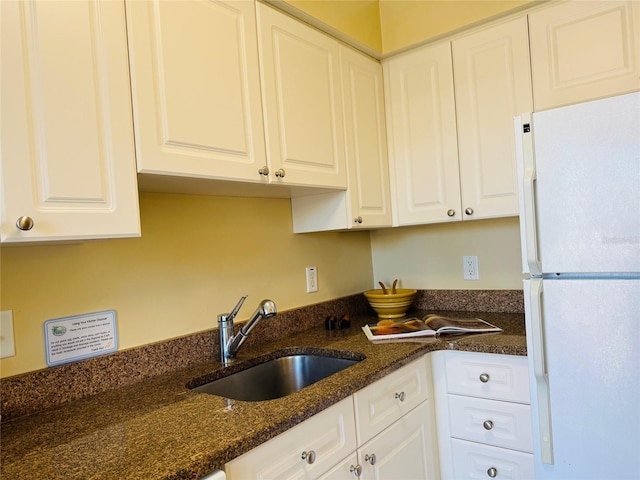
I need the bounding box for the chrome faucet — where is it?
[218,295,277,365]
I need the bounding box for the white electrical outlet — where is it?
[1,310,16,358]
[306,266,318,293]
[463,256,479,280]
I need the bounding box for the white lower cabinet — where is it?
[225,356,439,480]
[225,396,356,480]
[432,350,533,480]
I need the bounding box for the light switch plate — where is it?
[1,310,16,358]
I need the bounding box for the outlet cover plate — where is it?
[1,310,16,358]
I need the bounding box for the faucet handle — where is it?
[227,295,248,321]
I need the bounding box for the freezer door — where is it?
[525,278,640,479]
[522,92,640,274]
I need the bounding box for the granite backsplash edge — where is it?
[0,289,523,421]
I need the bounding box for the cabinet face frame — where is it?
[1,0,140,243]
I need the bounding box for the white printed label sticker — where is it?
[44,310,118,366]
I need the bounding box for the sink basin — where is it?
[189,352,363,401]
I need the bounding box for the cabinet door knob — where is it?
[487,467,498,478]
[275,168,286,178]
[353,216,363,224]
[364,453,376,465]
[483,420,494,430]
[447,209,455,217]
[349,465,362,477]
[16,216,34,231]
[258,166,269,176]
[465,207,474,215]
[395,391,405,402]
[301,450,316,464]
[479,372,490,383]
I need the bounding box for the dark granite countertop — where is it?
[0,310,525,480]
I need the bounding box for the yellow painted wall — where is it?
[370,218,523,290]
[378,0,539,53]
[0,193,374,377]
[282,0,539,54]
[284,0,383,52]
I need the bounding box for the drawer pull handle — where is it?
[301,450,316,464]
[395,392,405,402]
[487,467,498,478]
[483,420,494,430]
[350,465,362,477]
[479,373,490,383]
[364,453,376,465]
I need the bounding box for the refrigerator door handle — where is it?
[521,113,542,276]
[530,278,554,464]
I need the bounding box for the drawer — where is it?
[225,396,356,480]
[445,351,530,403]
[448,394,533,452]
[451,438,535,480]
[353,358,428,445]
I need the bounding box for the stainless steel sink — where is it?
[189,352,363,401]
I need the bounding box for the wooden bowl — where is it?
[363,288,417,319]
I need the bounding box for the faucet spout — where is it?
[219,297,277,365]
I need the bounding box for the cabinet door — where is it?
[359,402,437,480]
[353,359,429,445]
[257,3,347,189]
[225,397,356,480]
[289,46,391,233]
[341,46,392,229]
[316,453,359,480]
[383,41,461,226]
[126,0,267,182]
[529,0,640,111]
[452,16,532,220]
[1,0,140,243]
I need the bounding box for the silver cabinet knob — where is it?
[395,391,405,402]
[301,450,316,464]
[479,373,490,383]
[483,420,494,430]
[16,216,34,231]
[487,467,498,478]
[354,216,363,224]
[258,166,269,176]
[364,453,376,465]
[350,465,362,477]
[447,209,455,217]
[465,207,474,215]
[275,168,286,178]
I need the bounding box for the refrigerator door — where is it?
[518,92,640,275]
[525,277,640,479]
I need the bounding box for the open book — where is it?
[362,314,502,341]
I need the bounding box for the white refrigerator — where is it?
[515,92,640,479]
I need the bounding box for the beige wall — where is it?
[370,217,523,290]
[0,193,373,377]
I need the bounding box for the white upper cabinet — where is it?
[529,0,640,111]
[342,46,392,229]
[452,16,533,220]
[290,46,391,233]
[1,0,140,243]
[383,42,462,226]
[257,3,347,189]
[126,0,267,183]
